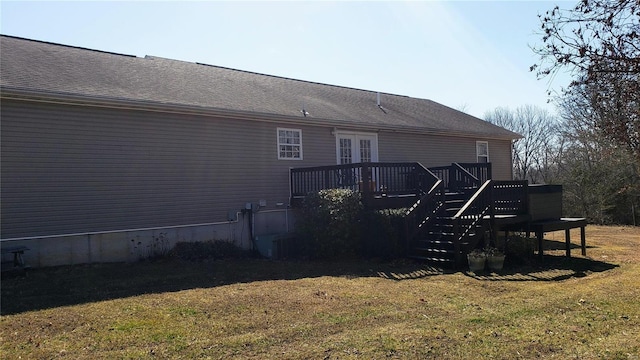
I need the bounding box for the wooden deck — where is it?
[290,161,586,267]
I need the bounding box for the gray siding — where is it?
[1,100,334,238]
[378,132,513,180]
[1,99,513,239]
[487,140,513,180]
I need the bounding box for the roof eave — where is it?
[0,86,522,141]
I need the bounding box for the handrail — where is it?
[453,163,479,182]
[404,179,445,252]
[416,163,440,182]
[412,162,441,195]
[404,165,442,217]
[289,162,360,173]
[450,163,480,192]
[457,163,492,184]
[452,180,492,219]
[403,164,443,253]
[405,179,444,217]
[451,180,494,266]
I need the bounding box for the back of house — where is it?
[0,35,520,267]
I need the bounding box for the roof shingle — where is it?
[0,35,519,139]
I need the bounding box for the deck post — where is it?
[537,231,544,260]
[448,166,456,193]
[361,163,371,208]
[581,226,586,256]
[324,169,331,190]
[489,181,497,247]
[565,228,571,257]
[404,217,411,257]
[453,219,462,268]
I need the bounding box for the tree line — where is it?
[486,0,639,225]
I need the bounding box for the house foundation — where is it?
[0,209,295,268]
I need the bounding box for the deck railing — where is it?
[423,163,491,192]
[492,180,529,215]
[458,163,492,185]
[449,179,529,266]
[291,162,492,198]
[290,162,439,202]
[450,163,480,192]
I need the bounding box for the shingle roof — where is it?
[0,35,519,139]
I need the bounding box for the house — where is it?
[1,35,528,267]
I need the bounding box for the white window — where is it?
[476,141,489,163]
[277,128,303,160]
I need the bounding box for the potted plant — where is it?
[485,246,506,271]
[467,249,486,272]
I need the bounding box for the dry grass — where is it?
[1,225,639,359]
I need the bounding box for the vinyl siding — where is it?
[1,99,513,239]
[378,131,513,180]
[486,140,514,180]
[0,100,335,239]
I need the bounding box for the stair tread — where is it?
[407,187,485,263]
[423,238,455,242]
[413,247,454,253]
[408,255,455,263]
[425,232,479,237]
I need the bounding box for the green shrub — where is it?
[297,189,363,259]
[361,208,407,259]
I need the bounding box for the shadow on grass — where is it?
[464,253,618,282]
[0,257,446,315]
[539,238,598,251]
[2,246,619,315]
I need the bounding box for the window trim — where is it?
[476,141,489,163]
[277,128,303,160]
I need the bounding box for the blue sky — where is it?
[1,1,571,118]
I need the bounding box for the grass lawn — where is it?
[1,225,639,359]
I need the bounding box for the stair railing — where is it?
[457,163,492,184]
[450,163,480,193]
[404,178,445,255]
[451,180,494,266]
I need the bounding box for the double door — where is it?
[336,133,378,165]
[335,132,379,191]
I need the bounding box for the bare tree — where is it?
[484,105,560,184]
[557,83,640,224]
[531,0,640,157]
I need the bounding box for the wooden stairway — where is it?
[409,190,486,266]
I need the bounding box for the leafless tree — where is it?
[557,83,640,224]
[531,0,640,157]
[484,105,560,184]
